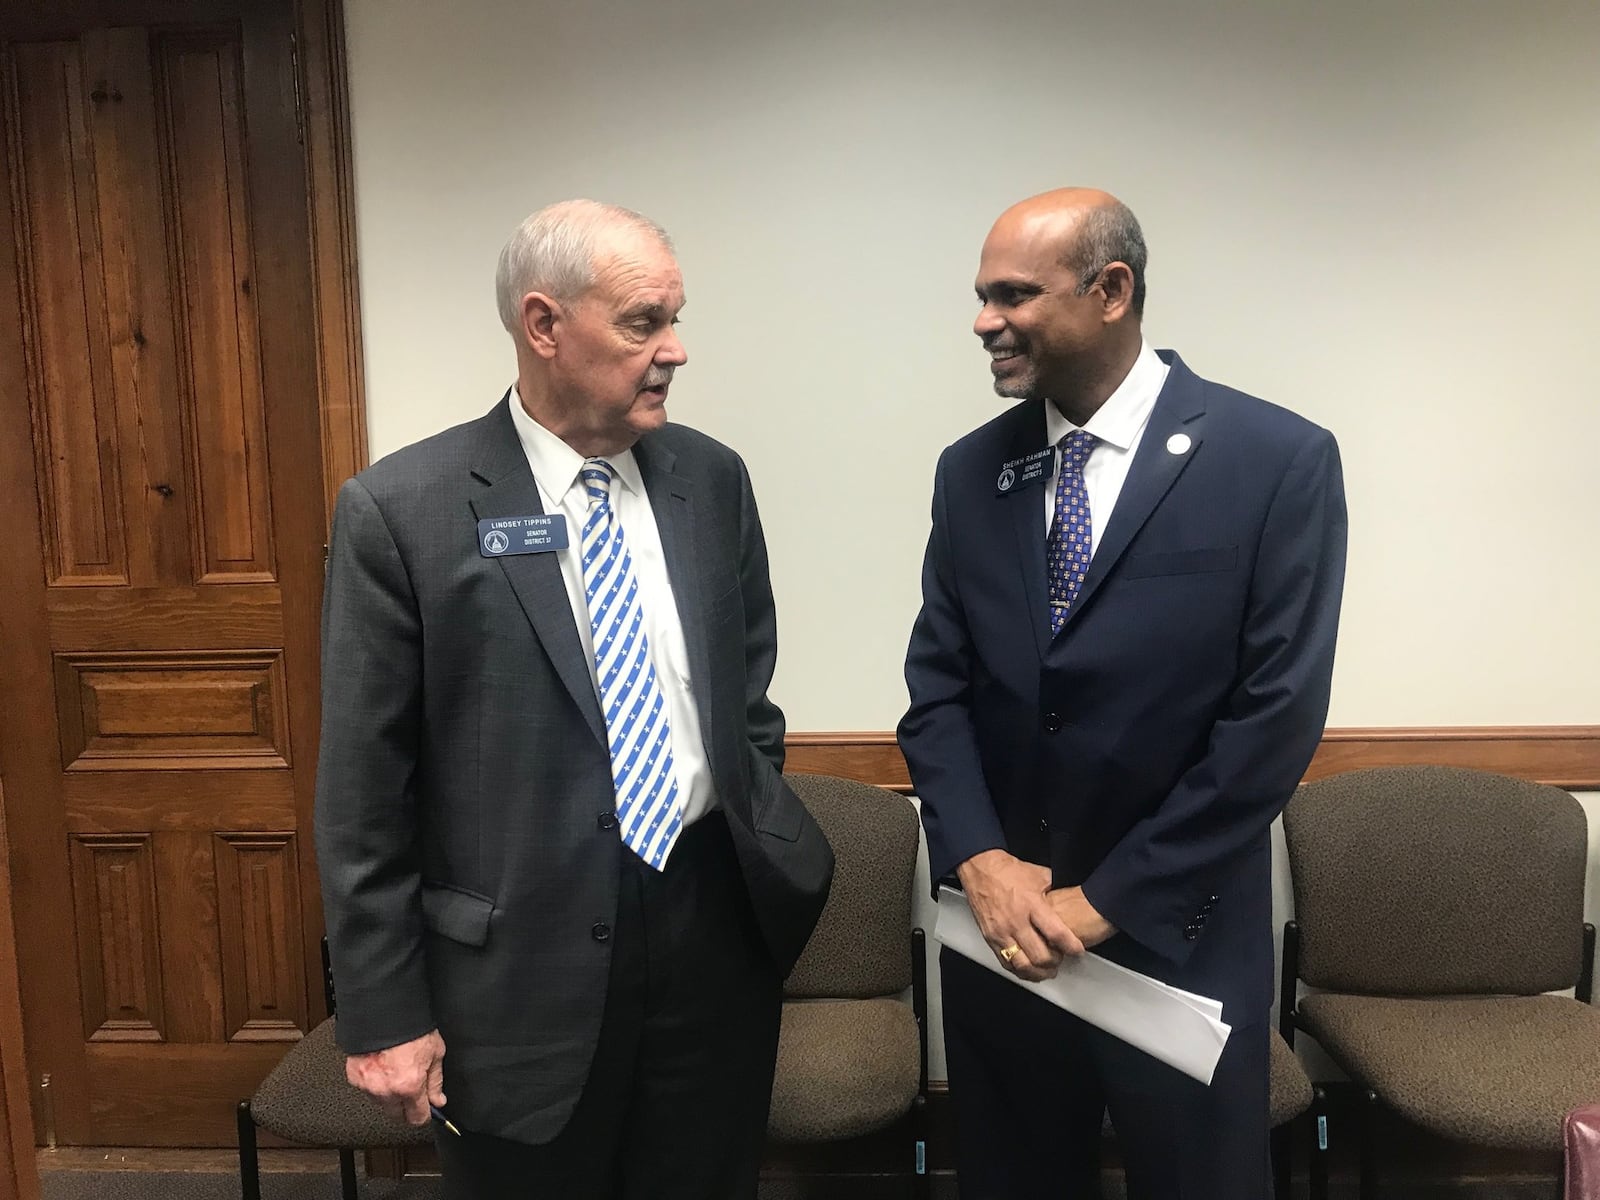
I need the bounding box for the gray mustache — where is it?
[642,366,675,388]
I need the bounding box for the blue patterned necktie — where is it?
[579,459,684,869]
[1047,430,1098,635]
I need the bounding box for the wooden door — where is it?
[0,0,331,1145]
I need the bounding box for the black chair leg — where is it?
[1309,1086,1329,1200]
[1359,1088,1380,1200]
[339,1147,360,1199]
[1271,1121,1290,1200]
[237,1101,261,1200]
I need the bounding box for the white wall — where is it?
[343,0,1600,1084]
[343,0,1600,733]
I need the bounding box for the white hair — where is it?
[494,199,673,335]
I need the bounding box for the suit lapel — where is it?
[468,394,606,748]
[996,403,1054,662]
[633,437,715,747]
[1056,352,1207,635]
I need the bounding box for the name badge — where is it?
[996,446,1055,495]
[477,514,569,557]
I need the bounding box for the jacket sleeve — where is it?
[1082,429,1348,964]
[314,476,435,1054]
[898,447,1009,889]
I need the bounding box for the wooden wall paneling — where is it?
[784,727,1600,794]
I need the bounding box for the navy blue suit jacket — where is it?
[899,351,1347,1023]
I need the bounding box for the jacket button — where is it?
[1043,712,1062,733]
[1184,924,1200,940]
[1038,819,1050,834]
[591,922,611,943]
[598,812,618,830]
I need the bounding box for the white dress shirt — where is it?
[509,390,718,826]
[1043,340,1171,554]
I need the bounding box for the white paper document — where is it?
[934,886,1232,1085]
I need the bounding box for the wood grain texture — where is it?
[2,0,339,1147]
[160,32,274,583]
[784,727,1600,793]
[53,652,290,771]
[68,836,164,1044]
[0,791,41,1200]
[213,834,306,1043]
[9,40,127,586]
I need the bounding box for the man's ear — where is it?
[1097,263,1135,322]
[521,292,562,360]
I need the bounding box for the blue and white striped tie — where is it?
[579,459,684,869]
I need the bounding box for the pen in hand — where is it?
[430,1105,461,1136]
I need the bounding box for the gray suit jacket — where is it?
[315,394,833,1143]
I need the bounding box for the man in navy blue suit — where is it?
[899,188,1347,1198]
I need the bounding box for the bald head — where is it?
[973,189,1147,418]
[989,188,1147,317]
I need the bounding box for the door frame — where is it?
[0,0,368,1167]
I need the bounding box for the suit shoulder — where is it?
[651,421,740,463]
[1200,378,1334,454]
[346,411,493,503]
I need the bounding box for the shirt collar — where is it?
[508,385,644,502]
[1044,339,1169,451]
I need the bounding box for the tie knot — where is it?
[581,458,616,508]
[1059,429,1097,468]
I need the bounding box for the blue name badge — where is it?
[477,514,569,557]
[995,446,1056,495]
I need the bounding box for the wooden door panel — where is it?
[9,39,129,588]
[1,1,329,1145]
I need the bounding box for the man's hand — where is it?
[345,1029,447,1126]
[956,849,1084,981]
[1045,885,1117,950]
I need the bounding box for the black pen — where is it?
[430,1105,461,1136]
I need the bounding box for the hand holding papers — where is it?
[934,886,1232,1085]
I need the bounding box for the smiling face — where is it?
[972,209,1107,403]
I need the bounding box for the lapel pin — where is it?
[1166,433,1192,455]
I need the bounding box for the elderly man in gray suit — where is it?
[314,200,833,1200]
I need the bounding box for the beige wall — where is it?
[344,0,1600,733]
[342,0,1599,1080]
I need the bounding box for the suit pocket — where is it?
[753,774,804,842]
[420,882,495,947]
[1120,545,1238,579]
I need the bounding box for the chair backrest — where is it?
[781,773,920,1000]
[1284,765,1587,996]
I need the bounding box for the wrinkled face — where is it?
[550,233,688,451]
[973,218,1103,401]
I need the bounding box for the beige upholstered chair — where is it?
[237,941,431,1200]
[1281,765,1600,1198]
[770,773,927,1195]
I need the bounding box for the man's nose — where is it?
[658,327,688,366]
[974,304,1004,339]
